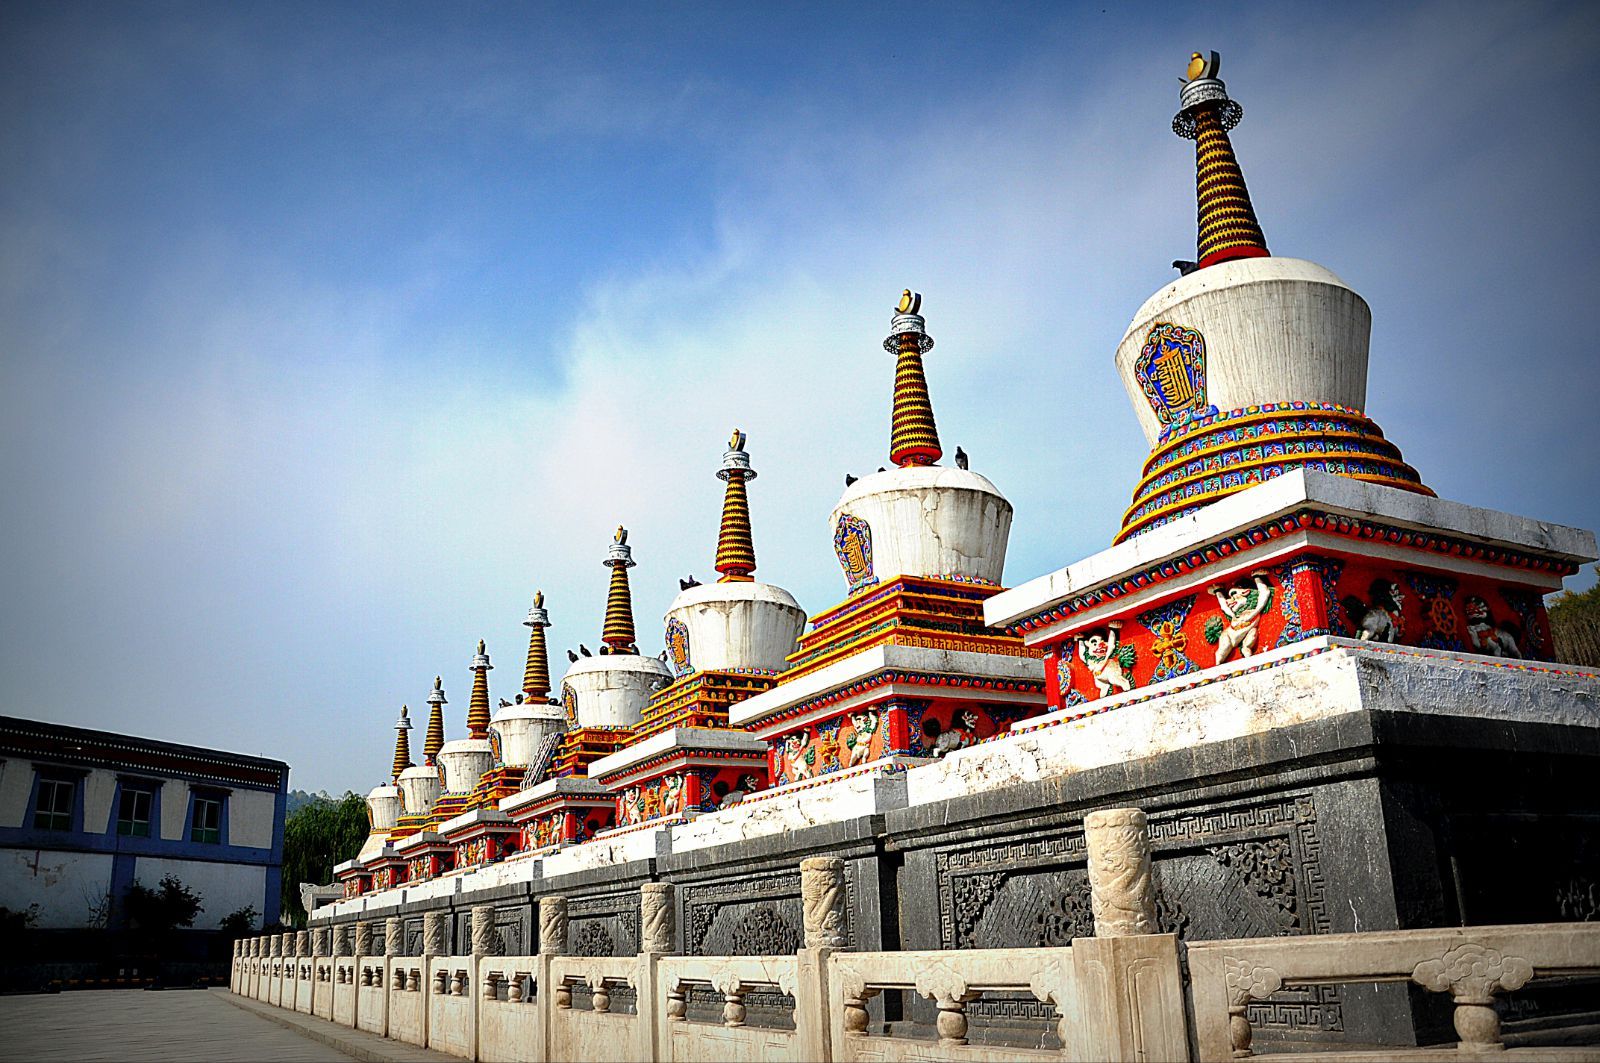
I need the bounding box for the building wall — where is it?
[131,856,268,926]
[0,721,290,932]
[0,848,114,927]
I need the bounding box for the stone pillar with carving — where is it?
[471,905,505,956]
[270,933,281,959]
[640,883,675,955]
[801,856,848,949]
[539,896,568,956]
[297,930,310,957]
[385,916,404,957]
[334,924,352,957]
[423,911,449,957]
[313,926,330,956]
[1085,807,1157,937]
[354,920,373,957]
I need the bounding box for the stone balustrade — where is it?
[241,808,1600,1062]
[1187,921,1600,1061]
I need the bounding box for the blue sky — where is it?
[3,1,1597,794]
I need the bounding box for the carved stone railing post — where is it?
[471,905,504,956]
[297,930,309,957]
[801,857,848,949]
[423,911,448,957]
[1085,807,1157,937]
[1412,943,1533,1052]
[313,926,330,957]
[333,924,351,957]
[640,883,675,955]
[281,931,295,964]
[385,917,403,957]
[354,920,373,957]
[539,896,568,956]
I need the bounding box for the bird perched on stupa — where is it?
[955,446,969,470]
[1172,259,1198,276]
[566,649,578,663]
[679,575,701,591]
[845,473,858,487]
[579,644,592,657]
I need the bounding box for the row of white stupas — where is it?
[327,52,1598,904]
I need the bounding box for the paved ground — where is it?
[0,987,353,1061]
[0,988,391,1062]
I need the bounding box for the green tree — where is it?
[123,874,204,959]
[219,905,259,938]
[280,791,369,926]
[1550,566,1600,667]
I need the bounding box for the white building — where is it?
[0,715,289,930]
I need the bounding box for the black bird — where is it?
[498,698,512,708]
[1172,259,1198,276]
[579,644,593,657]
[658,650,668,662]
[878,466,886,473]
[954,446,969,470]
[679,575,701,591]
[566,649,578,663]
[845,473,858,487]
[599,645,609,655]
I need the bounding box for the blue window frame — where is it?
[33,777,75,831]
[116,787,153,837]
[191,794,223,844]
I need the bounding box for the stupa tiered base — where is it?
[590,725,771,828]
[550,726,633,778]
[1118,402,1431,542]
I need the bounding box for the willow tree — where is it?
[280,792,369,925]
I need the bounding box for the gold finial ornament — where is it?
[896,289,922,315]
[1186,50,1219,81]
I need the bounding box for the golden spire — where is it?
[467,639,493,740]
[391,705,413,782]
[423,676,446,764]
[885,290,941,467]
[714,428,757,582]
[522,590,552,700]
[601,526,638,654]
[1173,50,1269,270]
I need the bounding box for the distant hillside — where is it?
[285,788,357,816]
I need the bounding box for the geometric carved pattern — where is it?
[932,792,1340,1035]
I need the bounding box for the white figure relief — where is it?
[844,709,879,767]
[1077,621,1133,698]
[784,729,815,781]
[1205,571,1275,665]
[929,708,981,758]
[660,774,685,815]
[1343,579,1405,643]
[1464,596,1522,658]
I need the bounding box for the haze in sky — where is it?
[3,1,1597,794]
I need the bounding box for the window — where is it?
[190,795,222,844]
[33,778,75,831]
[117,788,152,837]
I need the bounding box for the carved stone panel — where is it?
[565,893,640,957]
[929,792,1340,1037]
[680,865,857,957]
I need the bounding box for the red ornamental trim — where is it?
[594,747,767,785]
[1011,510,1577,635]
[755,671,1047,731]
